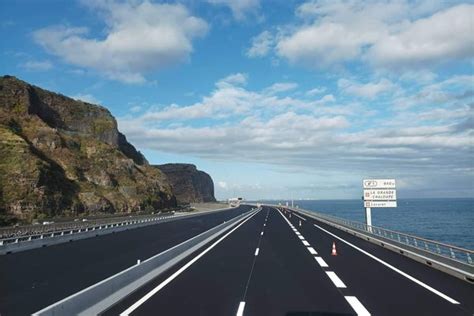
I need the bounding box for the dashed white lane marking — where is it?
[315,256,328,267]
[313,223,460,305]
[261,231,264,236]
[263,223,266,227]
[119,210,260,316]
[296,232,302,236]
[307,247,318,255]
[345,296,371,316]
[302,240,310,246]
[255,248,260,256]
[326,271,347,288]
[298,235,305,240]
[236,301,246,316]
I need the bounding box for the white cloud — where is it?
[71,93,101,104]
[218,181,228,189]
[20,60,53,71]
[127,74,336,123]
[246,31,273,58]
[369,4,474,68]
[130,106,142,113]
[33,1,208,83]
[271,1,472,70]
[306,86,327,96]
[207,0,260,20]
[264,82,298,95]
[338,78,397,99]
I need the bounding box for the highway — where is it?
[0,205,251,316]
[103,206,473,316]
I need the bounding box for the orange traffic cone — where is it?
[331,242,338,256]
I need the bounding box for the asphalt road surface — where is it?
[0,205,251,316]
[104,206,473,316]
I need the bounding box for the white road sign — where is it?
[363,179,396,189]
[364,201,397,208]
[363,189,397,201]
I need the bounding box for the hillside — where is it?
[155,164,216,204]
[0,75,176,225]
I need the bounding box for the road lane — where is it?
[286,209,474,316]
[0,205,250,316]
[243,207,355,315]
[105,207,265,316]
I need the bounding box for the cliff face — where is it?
[154,164,216,204]
[0,75,176,225]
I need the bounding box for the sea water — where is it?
[259,198,474,250]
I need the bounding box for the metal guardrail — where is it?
[291,207,473,267]
[0,213,177,247]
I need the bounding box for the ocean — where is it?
[257,198,474,250]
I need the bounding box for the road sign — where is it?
[364,201,397,208]
[363,189,397,201]
[363,179,396,189]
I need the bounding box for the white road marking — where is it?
[298,235,305,240]
[296,232,301,236]
[315,256,329,267]
[255,248,259,256]
[236,301,246,316]
[326,271,346,288]
[119,210,260,315]
[345,296,371,316]
[302,240,310,246]
[261,231,264,236]
[307,247,318,255]
[313,223,460,304]
[293,213,307,221]
[263,223,266,227]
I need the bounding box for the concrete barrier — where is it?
[33,208,258,316]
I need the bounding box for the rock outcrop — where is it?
[0,75,176,225]
[154,164,216,204]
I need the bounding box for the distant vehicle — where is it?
[228,197,243,207]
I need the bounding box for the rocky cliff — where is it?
[154,164,216,204]
[0,75,176,225]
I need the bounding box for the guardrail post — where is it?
[449,248,455,259]
[467,253,472,264]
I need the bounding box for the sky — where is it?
[0,0,473,201]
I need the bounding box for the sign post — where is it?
[362,179,397,232]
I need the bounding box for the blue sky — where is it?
[1,0,473,200]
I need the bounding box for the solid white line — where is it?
[119,210,260,315]
[345,296,371,316]
[326,271,346,288]
[293,213,307,221]
[302,240,310,246]
[307,247,318,255]
[313,223,460,304]
[255,248,259,256]
[315,256,329,267]
[236,301,246,316]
